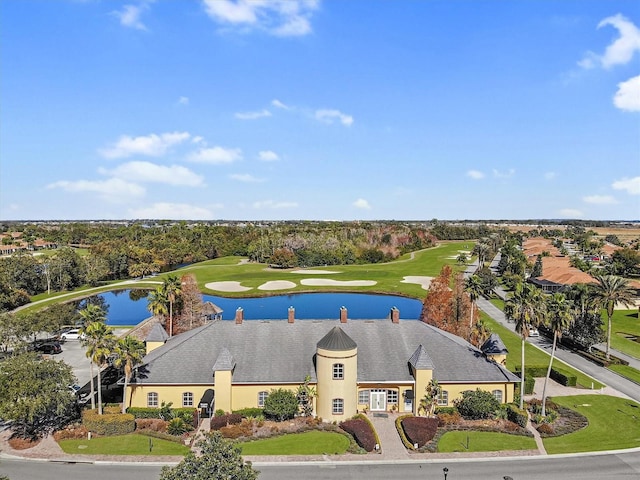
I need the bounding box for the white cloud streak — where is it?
[100,132,191,159]
[353,198,371,209]
[112,1,155,31]
[466,170,485,180]
[235,109,272,120]
[614,75,640,112]
[492,168,515,178]
[258,150,279,161]
[612,176,640,195]
[271,99,290,109]
[315,109,354,126]
[583,195,618,205]
[188,146,242,164]
[100,161,204,186]
[229,173,265,183]
[47,178,145,202]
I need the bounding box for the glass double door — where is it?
[370,389,386,411]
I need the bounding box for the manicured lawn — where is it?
[237,430,350,455]
[543,395,640,454]
[479,311,605,389]
[608,364,640,384]
[58,434,190,455]
[437,431,536,453]
[607,309,640,360]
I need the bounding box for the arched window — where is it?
[147,392,158,408]
[332,363,344,380]
[182,392,193,407]
[492,390,503,403]
[437,390,449,406]
[258,391,269,407]
[332,398,344,415]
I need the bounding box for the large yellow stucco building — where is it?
[126,308,519,422]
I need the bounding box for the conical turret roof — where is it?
[317,326,357,351]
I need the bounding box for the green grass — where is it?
[479,310,605,389]
[57,434,190,455]
[607,309,640,360]
[543,395,640,454]
[237,430,350,455]
[437,431,537,453]
[608,364,640,384]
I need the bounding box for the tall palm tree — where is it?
[78,304,107,409]
[591,275,635,360]
[541,293,573,416]
[148,287,169,331]
[82,321,115,415]
[113,336,146,414]
[567,282,593,319]
[473,242,490,267]
[163,275,182,338]
[505,282,546,409]
[464,275,484,335]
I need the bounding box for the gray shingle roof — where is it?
[409,344,434,370]
[212,347,235,371]
[133,319,520,385]
[145,323,169,343]
[481,334,509,355]
[317,326,357,351]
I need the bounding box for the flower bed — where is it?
[339,417,376,452]
[400,416,439,448]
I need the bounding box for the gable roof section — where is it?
[481,334,508,355]
[213,347,235,371]
[317,326,357,351]
[409,344,434,370]
[146,323,169,343]
[133,319,520,386]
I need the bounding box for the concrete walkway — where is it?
[366,412,409,459]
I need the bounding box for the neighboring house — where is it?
[126,307,519,422]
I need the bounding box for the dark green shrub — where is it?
[506,404,528,428]
[550,369,577,387]
[525,375,535,395]
[233,407,264,418]
[454,389,500,420]
[434,406,457,415]
[82,410,135,436]
[167,418,188,436]
[263,388,298,422]
[214,409,225,417]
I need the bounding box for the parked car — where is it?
[60,329,85,341]
[529,328,540,337]
[35,342,62,354]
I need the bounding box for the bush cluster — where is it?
[82,410,135,436]
[506,404,528,428]
[126,407,196,428]
[210,413,243,430]
[400,416,439,448]
[339,418,376,452]
[233,408,264,418]
[454,390,500,420]
[53,424,89,441]
[135,418,167,432]
[516,366,577,388]
[219,419,255,439]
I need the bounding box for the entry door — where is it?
[370,390,386,411]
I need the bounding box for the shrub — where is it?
[167,418,189,436]
[219,419,254,439]
[53,424,89,441]
[340,418,376,452]
[436,411,462,426]
[434,406,457,415]
[82,410,135,436]
[506,404,528,428]
[127,406,195,426]
[214,409,225,417]
[233,408,264,418]
[537,423,554,436]
[210,413,242,430]
[395,415,414,449]
[135,418,167,432]
[263,388,299,422]
[400,416,439,447]
[454,390,500,420]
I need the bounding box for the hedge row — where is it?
[516,365,577,388]
[401,416,439,448]
[395,415,415,449]
[506,404,528,428]
[210,413,243,430]
[340,417,376,452]
[126,407,196,426]
[232,407,264,418]
[82,410,135,436]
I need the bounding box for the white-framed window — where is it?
[437,390,449,406]
[147,392,159,408]
[333,363,344,380]
[332,398,344,415]
[258,391,269,407]
[492,389,503,403]
[387,389,398,405]
[358,390,370,405]
[182,392,193,407]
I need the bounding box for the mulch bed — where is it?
[8,437,42,450]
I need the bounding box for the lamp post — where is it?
[443,467,449,480]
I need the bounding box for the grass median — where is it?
[238,430,350,455]
[58,434,190,455]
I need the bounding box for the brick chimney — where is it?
[288,306,295,323]
[390,307,400,324]
[235,307,244,324]
[339,306,348,323]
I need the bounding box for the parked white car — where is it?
[60,329,85,341]
[529,328,540,337]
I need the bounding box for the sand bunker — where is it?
[205,281,252,292]
[401,276,434,290]
[300,279,377,287]
[258,280,297,291]
[290,269,339,274]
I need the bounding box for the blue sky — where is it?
[1,0,638,221]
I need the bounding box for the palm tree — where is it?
[541,293,573,416]
[591,275,635,360]
[464,275,484,335]
[113,336,146,414]
[82,321,115,415]
[78,304,107,409]
[148,287,169,331]
[473,242,490,267]
[505,282,546,409]
[163,275,182,338]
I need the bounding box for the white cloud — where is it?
[580,14,640,69]
[188,146,242,164]
[100,131,190,159]
[235,109,272,120]
[315,109,354,126]
[544,171,557,180]
[583,195,618,205]
[613,75,640,112]
[559,208,584,218]
[252,200,298,209]
[47,178,145,202]
[112,1,154,31]
[612,176,640,195]
[192,136,204,144]
[466,170,485,180]
[100,161,204,186]
[258,150,279,161]
[128,202,217,220]
[229,173,265,183]
[353,198,371,210]
[492,168,515,178]
[272,99,290,109]
[201,0,319,37]
[177,96,189,106]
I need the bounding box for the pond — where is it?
[100,290,423,326]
